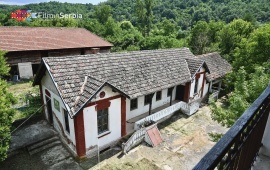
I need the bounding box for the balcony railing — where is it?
[193,85,270,170]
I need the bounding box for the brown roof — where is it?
[0,26,113,52]
[196,52,232,81]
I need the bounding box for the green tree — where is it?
[135,0,155,36]
[233,24,270,72]
[211,67,269,127]
[0,50,16,161]
[188,21,210,55]
[217,19,253,57]
[94,4,112,24]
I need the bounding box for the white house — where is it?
[33,48,231,158]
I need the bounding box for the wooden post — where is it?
[217,81,222,98]
[209,81,213,93]
[170,94,173,106]
[148,93,155,115]
[170,87,175,106]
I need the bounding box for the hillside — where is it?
[1,0,270,29]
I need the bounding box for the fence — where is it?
[193,85,270,170]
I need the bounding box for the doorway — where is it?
[45,95,53,124]
[176,85,185,101]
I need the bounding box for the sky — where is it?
[0,0,106,5]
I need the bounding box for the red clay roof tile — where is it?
[0,26,113,52]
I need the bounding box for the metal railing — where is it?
[193,85,270,170]
[134,101,186,130]
[122,128,146,154]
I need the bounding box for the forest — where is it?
[0,0,269,160]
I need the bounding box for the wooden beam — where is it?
[148,93,155,115]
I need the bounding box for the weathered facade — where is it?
[0,26,112,79]
[33,48,232,158]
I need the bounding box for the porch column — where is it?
[148,93,155,115]
[184,82,191,103]
[217,81,222,98]
[74,110,86,158]
[201,72,206,98]
[209,81,213,93]
[121,96,126,137]
[170,93,173,106]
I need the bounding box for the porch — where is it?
[126,100,180,135]
[194,85,270,170]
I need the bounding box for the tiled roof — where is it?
[196,52,232,81]
[186,58,205,78]
[34,48,231,116]
[0,26,113,52]
[42,48,193,115]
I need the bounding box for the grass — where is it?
[208,132,224,142]
[8,80,34,97]
[8,80,41,121]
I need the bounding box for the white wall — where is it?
[41,70,76,152]
[189,67,207,101]
[126,87,176,120]
[83,86,121,154]
[203,80,209,97]
[90,85,120,102]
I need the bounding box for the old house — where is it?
[33,48,231,158]
[0,26,112,79]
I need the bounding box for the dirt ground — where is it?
[89,106,228,170]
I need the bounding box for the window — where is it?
[156,91,162,101]
[130,98,138,110]
[194,78,199,94]
[167,87,174,97]
[144,94,152,105]
[63,109,70,134]
[97,108,109,135]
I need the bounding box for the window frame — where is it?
[144,94,152,105]
[63,109,70,134]
[156,91,162,101]
[130,98,138,111]
[97,108,109,135]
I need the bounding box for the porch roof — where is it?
[196,52,232,81]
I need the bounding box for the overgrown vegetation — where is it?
[0,51,16,161]
[16,84,42,118]
[208,132,224,142]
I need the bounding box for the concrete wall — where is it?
[83,86,121,156]
[41,70,76,152]
[126,87,176,120]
